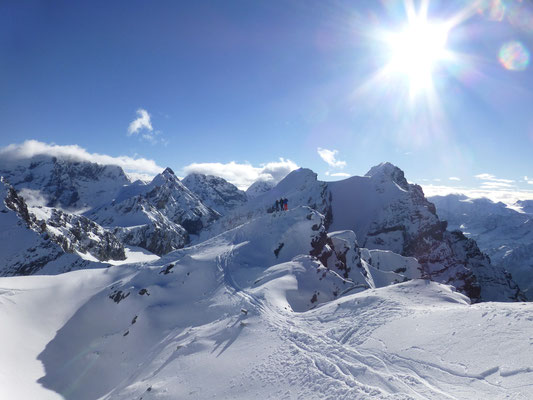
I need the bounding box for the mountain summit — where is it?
[365,161,410,190]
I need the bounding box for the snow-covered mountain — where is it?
[1,155,523,302]
[245,179,275,198]
[430,194,533,298]
[516,199,533,215]
[86,168,219,255]
[182,172,247,215]
[0,155,130,210]
[2,204,531,399]
[1,155,532,399]
[30,206,126,262]
[0,178,109,275]
[204,163,522,302]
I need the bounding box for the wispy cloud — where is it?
[317,148,346,168]
[0,140,164,178]
[449,177,461,181]
[183,158,299,190]
[480,181,514,189]
[474,173,514,184]
[128,108,153,135]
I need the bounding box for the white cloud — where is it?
[317,148,346,168]
[474,173,514,184]
[128,108,153,135]
[0,140,164,177]
[327,172,350,178]
[449,177,461,181]
[182,158,299,190]
[433,178,441,182]
[480,181,514,189]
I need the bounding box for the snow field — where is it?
[1,205,531,399]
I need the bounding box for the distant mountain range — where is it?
[430,194,533,298]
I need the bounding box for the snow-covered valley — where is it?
[0,155,532,399]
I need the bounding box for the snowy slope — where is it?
[1,209,531,399]
[430,194,533,298]
[0,269,125,400]
[182,173,247,215]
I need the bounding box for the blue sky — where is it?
[1,0,532,197]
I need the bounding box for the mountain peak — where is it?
[365,162,409,190]
[151,167,180,187]
[281,168,317,183]
[162,167,176,176]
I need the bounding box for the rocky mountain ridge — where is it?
[0,177,109,275]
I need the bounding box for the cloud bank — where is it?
[0,140,164,178]
[422,184,533,207]
[183,158,299,190]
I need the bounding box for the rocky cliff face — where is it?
[3,176,125,262]
[35,208,126,261]
[0,178,108,276]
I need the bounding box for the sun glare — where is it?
[385,16,451,95]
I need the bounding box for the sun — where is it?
[384,14,451,95]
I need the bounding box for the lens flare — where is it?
[507,4,533,33]
[498,41,530,71]
[384,17,451,96]
[477,0,506,21]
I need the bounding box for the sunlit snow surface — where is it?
[1,209,532,399]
